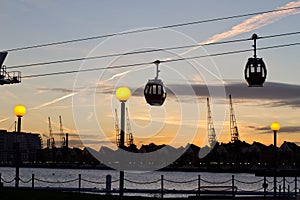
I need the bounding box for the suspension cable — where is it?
[21,41,300,79]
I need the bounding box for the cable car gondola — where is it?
[144,60,167,106]
[244,34,267,87]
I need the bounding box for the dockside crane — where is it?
[48,117,55,148]
[207,97,217,148]
[229,95,240,142]
[126,107,134,146]
[114,108,121,147]
[59,115,66,148]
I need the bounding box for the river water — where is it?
[0,167,296,198]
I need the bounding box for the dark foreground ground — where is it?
[0,187,298,200]
[2,188,146,200]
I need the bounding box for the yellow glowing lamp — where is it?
[116,86,131,102]
[270,122,280,131]
[14,104,26,117]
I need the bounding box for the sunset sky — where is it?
[0,0,300,150]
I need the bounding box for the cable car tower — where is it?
[207,97,216,148]
[144,60,167,106]
[244,34,267,87]
[125,107,134,146]
[229,95,240,142]
[0,51,21,85]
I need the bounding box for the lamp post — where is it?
[13,104,26,188]
[115,86,131,197]
[270,121,280,198]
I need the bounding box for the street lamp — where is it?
[270,121,280,198]
[14,104,26,133]
[13,104,26,188]
[116,86,131,148]
[115,86,131,197]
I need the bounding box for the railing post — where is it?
[32,174,34,189]
[161,175,164,199]
[119,171,124,197]
[295,177,297,197]
[0,173,2,189]
[197,175,201,197]
[232,175,235,199]
[283,176,286,196]
[279,185,281,198]
[78,174,81,192]
[263,176,267,198]
[106,174,112,195]
[14,142,20,189]
[288,185,290,198]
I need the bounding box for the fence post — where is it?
[263,176,267,198]
[106,174,112,195]
[32,174,34,189]
[295,177,297,197]
[197,175,201,197]
[0,173,2,189]
[78,174,81,192]
[161,175,164,199]
[279,185,281,198]
[232,175,235,199]
[283,176,286,196]
[119,171,124,197]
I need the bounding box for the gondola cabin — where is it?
[144,79,167,106]
[244,57,267,87]
[244,33,267,87]
[144,60,167,106]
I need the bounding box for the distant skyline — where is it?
[0,1,300,150]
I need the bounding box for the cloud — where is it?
[248,125,300,134]
[268,99,300,108]
[293,141,300,146]
[128,81,300,107]
[94,79,300,108]
[224,81,300,98]
[192,81,300,107]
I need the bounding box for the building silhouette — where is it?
[0,129,42,164]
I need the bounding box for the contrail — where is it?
[102,65,150,83]
[176,1,300,57]
[31,84,96,111]
[0,117,10,123]
[203,1,300,44]
[32,92,77,110]
[103,70,134,82]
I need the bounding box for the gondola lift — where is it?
[144,60,167,106]
[244,34,267,87]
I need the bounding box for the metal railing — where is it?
[0,173,299,199]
